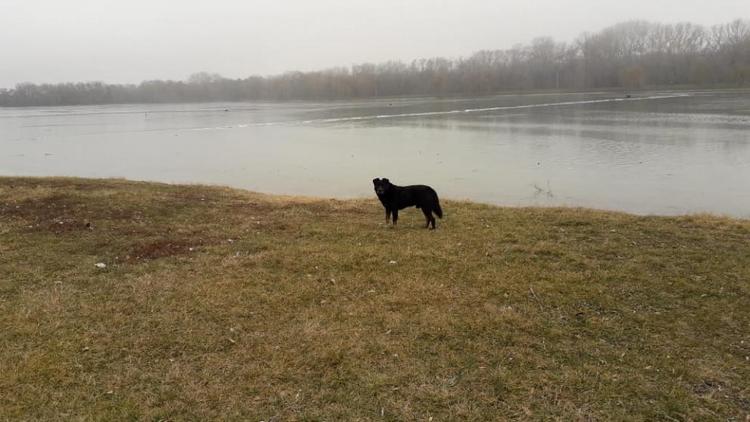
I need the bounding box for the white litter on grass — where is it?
[389,260,397,264]
[95,263,106,269]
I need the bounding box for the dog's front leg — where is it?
[392,209,398,226]
[385,208,391,225]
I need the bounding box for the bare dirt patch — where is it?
[127,239,201,261]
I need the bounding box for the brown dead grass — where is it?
[1,176,749,421]
[128,239,197,261]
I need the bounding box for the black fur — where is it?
[372,178,443,229]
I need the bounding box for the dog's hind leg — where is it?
[421,208,432,229]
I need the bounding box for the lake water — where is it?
[1,90,749,217]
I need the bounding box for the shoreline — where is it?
[1,175,745,221]
[1,86,749,108]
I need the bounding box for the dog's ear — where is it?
[372,178,380,185]
[383,178,390,184]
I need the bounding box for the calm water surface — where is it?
[1,90,749,216]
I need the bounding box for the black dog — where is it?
[373,178,443,229]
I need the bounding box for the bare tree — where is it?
[3,19,749,106]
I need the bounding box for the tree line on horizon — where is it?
[2,19,749,106]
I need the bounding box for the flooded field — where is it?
[1,90,749,216]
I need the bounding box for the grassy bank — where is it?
[1,177,749,420]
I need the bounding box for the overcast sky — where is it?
[1,0,748,88]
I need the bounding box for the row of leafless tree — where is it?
[2,19,749,106]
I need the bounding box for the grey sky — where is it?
[1,0,748,88]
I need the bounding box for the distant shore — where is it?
[2,84,748,108]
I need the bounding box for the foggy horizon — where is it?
[2,0,749,88]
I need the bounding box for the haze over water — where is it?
[1,90,749,217]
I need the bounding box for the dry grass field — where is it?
[1,177,749,420]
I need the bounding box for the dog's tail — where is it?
[434,199,443,219]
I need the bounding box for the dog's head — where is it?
[372,178,392,196]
